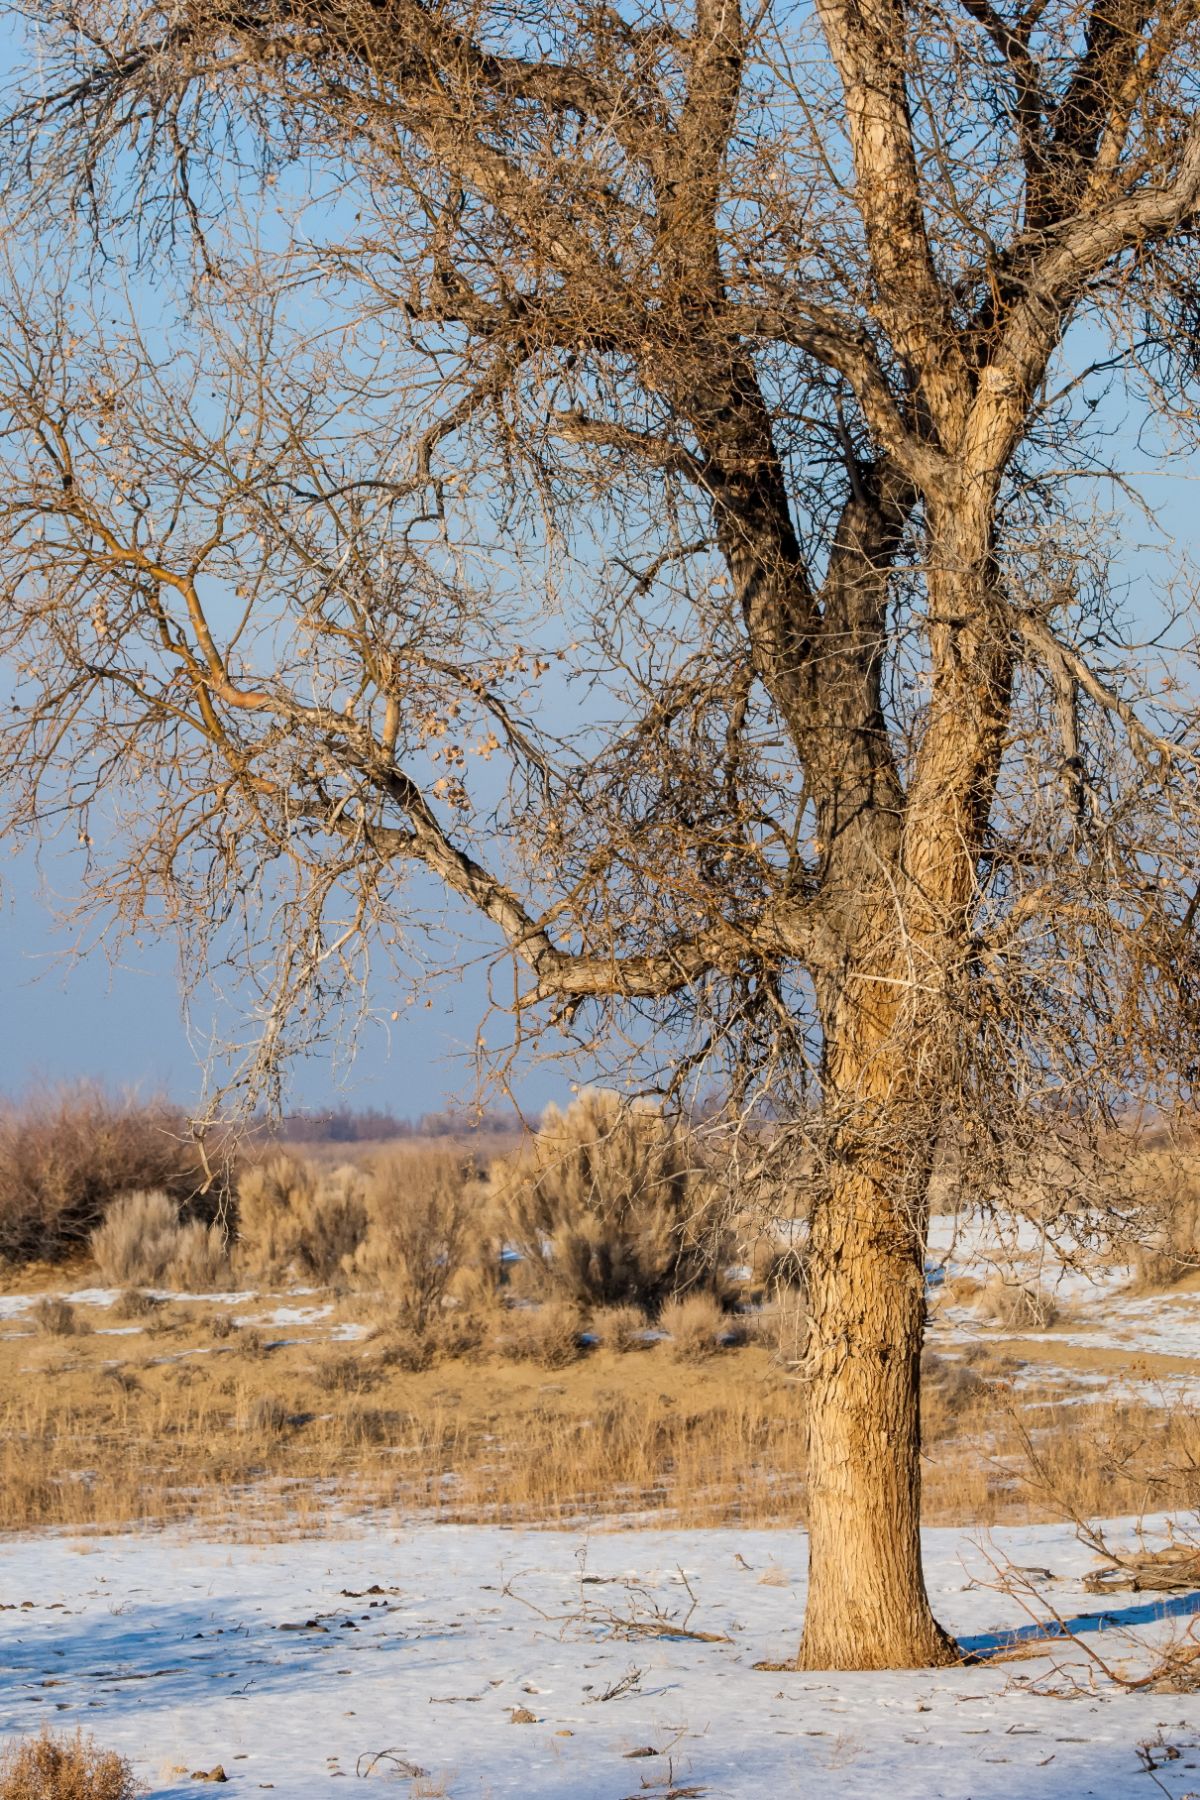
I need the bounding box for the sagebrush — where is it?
[235,1155,366,1281]
[500,1090,728,1314]
[90,1190,227,1288]
[0,1730,136,1800]
[351,1150,476,1327]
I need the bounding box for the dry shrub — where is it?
[1124,1150,1200,1289]
[235,1155,366,1282]
[921,1348,986,1419]
[755,1290,809,1365]
[205,1310,235,1340]
[90,1190,227,1289]
[0,1729,136,1800]
[940,1273,983,1306]
[431,1307,487,1359]
[592,1303,649,1351]
[660,1292,727,1361]
[500,1090,727,1314]
[493,1300,586,1367]
[165,1219,229,1289]
[0,1086,220,1267]
[112,1289,159,1321]
[374,1327,434,1373]
[975,1275,1059,1330]
[313,1351,378,1394]
[350,1151,474,1327]
[246,1395,290,1435]
[32,1297,84,1338]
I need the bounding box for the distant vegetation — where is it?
[262,1104,525,1143]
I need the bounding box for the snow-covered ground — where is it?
[3,1518,1200,1798]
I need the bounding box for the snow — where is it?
[0,1289,259,1322]
[1022,1292,1200,1360]
[4,1518,1200,1797]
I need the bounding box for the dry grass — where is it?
[0,1730,136,1800]
[112,1289,160,1321]
[591,1303,649,1351]
[3,1273,1200,1540]
[491,1300,587,1367]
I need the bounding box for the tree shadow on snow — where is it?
[960,1586,1200,1658]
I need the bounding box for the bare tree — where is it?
[3,0,1200,1668]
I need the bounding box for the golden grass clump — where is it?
[235,1155,366,1282]
[90,1190,227,1289]
[0,1730,137,1800]
[499,1089,729,1313]
[112,1289,160,1321]
[313,1350,378,1394]
[660,1292,728,1361]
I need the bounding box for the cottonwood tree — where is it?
[3,0,1200,1669]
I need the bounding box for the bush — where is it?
[1125,1150,1200,1289]
[500,1090,728,1314]
[493,1300,587,1367]
[0,1085,215,1266]
[350,1151,474,1327]
[112,1289,160,1321]
[592,1303,649,1351]
[246,1396,290,1435]
[313,1351,378,1394]
[660,1292,728,1361]
[90,1191,228,1289]
[974,1275,1059,1330]
[32,1297,85,1338]
[374,1327,435,1373]
[0,1729,136,1800]
[235,1155,367,1282]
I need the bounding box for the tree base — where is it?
[794,1616,958,1672]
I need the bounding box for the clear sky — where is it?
[0,846,521,1113]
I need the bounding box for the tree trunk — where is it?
[798,1144,955,1669]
